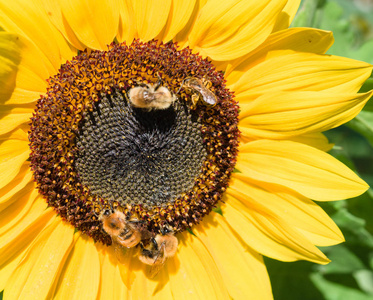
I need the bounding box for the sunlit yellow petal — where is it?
[59,0,119,50]
[288,132,333,152]
[0,164,32,211]
[53,235,100,300]
[130,258,173,300]
[0,0,75,70]
[0,34,49,105]
[0,182,35,233]
[0,32,20,99]
[116,0,136,43]
[0,246,28,291]
[4,217,74,300]
[0,105,33,135]
[195,214,273,299]
[174,0,207,47]
[223,195,330,264]
[189,0,287,61]
[0,197,53,262]
[160,0,197,42]
[0,127,28,141]
[41,0,86,51]
[168,233,230,299]
[230,53,373,98]
[229,177,344,246]
[226,27,334,81]
[97,246,128,300]
[239,91,372,139]
[131,0,172,41]
[0,138,29,190]
[272,0,301,32]
[237,140,369,201]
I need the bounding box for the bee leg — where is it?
[134,80,148,88]
[202,78,212,89]
[191,93,199,109]
[151,237,159,250]
[154,72,163,90]
[160,223,173,235]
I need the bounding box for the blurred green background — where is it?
[265,0,373,299]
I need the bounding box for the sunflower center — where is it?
[75,90,206,208]
[29,40,239,245]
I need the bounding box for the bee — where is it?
[99,209,152,252]
[128,76,176,111]
[181,77,217,108]
[138,226,178,278]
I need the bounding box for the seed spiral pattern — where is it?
[75,91,206,208]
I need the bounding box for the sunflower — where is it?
[0,0,372,299]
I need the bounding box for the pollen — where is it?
[29,40,239,245]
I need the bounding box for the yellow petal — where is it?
[229,177,344,246]
[239,91,372,139]
[173,0,207,47]
[223,195,330,264]
[288,132,333,152]
[130,256,173,299]
[168,232,230,299]
[0,32,21,98]
[195,213,273,299]
[0,183,36,235]
[0,197,54,290]
[226,27,334,82]
[0,197,53,262]
[0,163,32,212]
[188,0,287,61]
[41,0,87,51]
[0,34,48,105]
[59,0,119,50]
[230,53,373,98]
[0,0,75,70]
[116,0,136,43]
[237,140,369,201]
[0,127,28,141]
[97,246,128,300]
[130,0,172,41]
[0,246,28,291]
[0,105,33,135]
[159,0,197,42]
[53,235,100,300]
[0,137,29,190]
[4,217,74,300]
[272,0,301,32]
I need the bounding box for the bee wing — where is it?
[113,240,133,264]
[200,90,217,106]
[114,244,137,288]
[148,242,167,279]
[185,78,216,106]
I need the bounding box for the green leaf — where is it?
[353,270,373,295]
[347,190,373,234]
[311,273,373,300]
[212,206,223,216]
[292,0,320,27]
[265,259,324,300]
[354,40,373,64]
[317,245,365,274]
[346,111,373,149]
[332,208,373,248]
[186,228,196,236]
